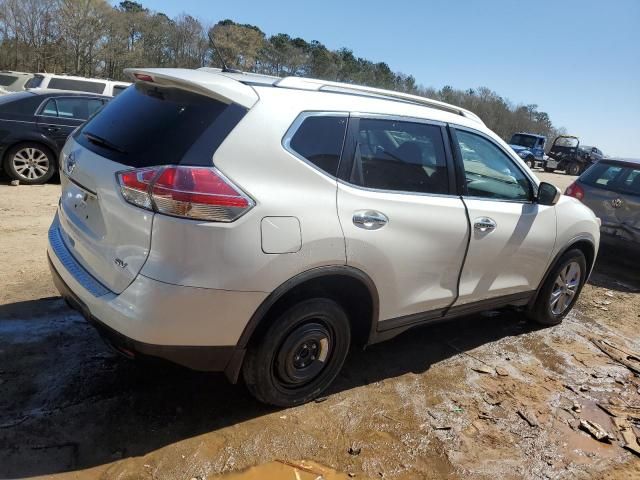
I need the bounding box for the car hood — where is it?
[509,144,530,153]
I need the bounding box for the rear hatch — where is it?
[56,69,257,293]
[579,161,640,242]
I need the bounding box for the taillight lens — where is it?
[116,166,253,222]
[565,182,585,201]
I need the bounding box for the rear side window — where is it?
[41,99,58,116]
[112,85,128,96]
[349,118,449,194]
[25,75,43,89]
[288,115,347,176]
[48,78,105,94]
[0,74,17,87]
[76,83,247,168]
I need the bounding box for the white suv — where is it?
[47,68,600,406]
[27,73,130,96]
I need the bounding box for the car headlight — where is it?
[518,151,528,158]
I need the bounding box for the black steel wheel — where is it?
[243,298,351,407]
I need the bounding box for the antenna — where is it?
[208,32,243,74]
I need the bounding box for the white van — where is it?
[26,74,130,97]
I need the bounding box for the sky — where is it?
[133,0,640,158]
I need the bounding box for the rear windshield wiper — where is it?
[83,132,125,153]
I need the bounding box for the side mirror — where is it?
[537,181,561,206]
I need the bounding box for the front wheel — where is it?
[242,298,351,407]
[528,249,587,326]
[525,157,535,169]
[3,143,56,184]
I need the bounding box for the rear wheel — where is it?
[529,249,586,326]
[3,142,56,184]
[566,162,581,176]
[242,298,351,407]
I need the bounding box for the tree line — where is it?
[0,0,565,143]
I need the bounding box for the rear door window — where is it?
[76,83,247,168]
[348,118,449,194]
[288,115,347,176]
[48,78,105,94]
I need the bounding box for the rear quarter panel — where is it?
[553,195,600,271]
[140,90,347,292]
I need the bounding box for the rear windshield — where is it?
[76,83,247,168]
[48,78,105,94]
[581,161,640,196]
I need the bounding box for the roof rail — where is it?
[274,76,484,125]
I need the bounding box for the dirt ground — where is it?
[1,171,639,480]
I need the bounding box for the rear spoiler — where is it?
[123,68,259,108]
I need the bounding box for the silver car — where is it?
[47,68,600,406]
[566,158,639,248]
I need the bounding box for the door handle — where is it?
[46,126,60,132]
[353,210,388,230]
[473,217,497,233]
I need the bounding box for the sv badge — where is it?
[114,258,128,269]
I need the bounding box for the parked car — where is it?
[508,132,546,169]
[47,68,600,406]
[0,90,109,184]
[578,145,604,163]
[0,71,34,93]
[544,135,597,175]
[566,158,639,249]
[26,73,130,97]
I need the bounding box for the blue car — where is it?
[509,132,546,169]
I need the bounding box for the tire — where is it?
[566,162,581,176]
[543,167,554,173]
[528,249,587,326]
[525,156,535,169]
[242,298,351,407]
[3,142,56,185]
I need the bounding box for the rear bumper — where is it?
[47,216,267,376]
[49,256,235,371]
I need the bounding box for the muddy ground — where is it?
[0,172,639,479]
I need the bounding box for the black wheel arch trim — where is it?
[236,265,379,349]
[225,265,380,383]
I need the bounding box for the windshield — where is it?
[509,134,538,149]
[553,137,579,148]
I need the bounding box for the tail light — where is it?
[117,166,253,222]
[565,182,585,201]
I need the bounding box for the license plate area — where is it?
[61,181,106,239]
